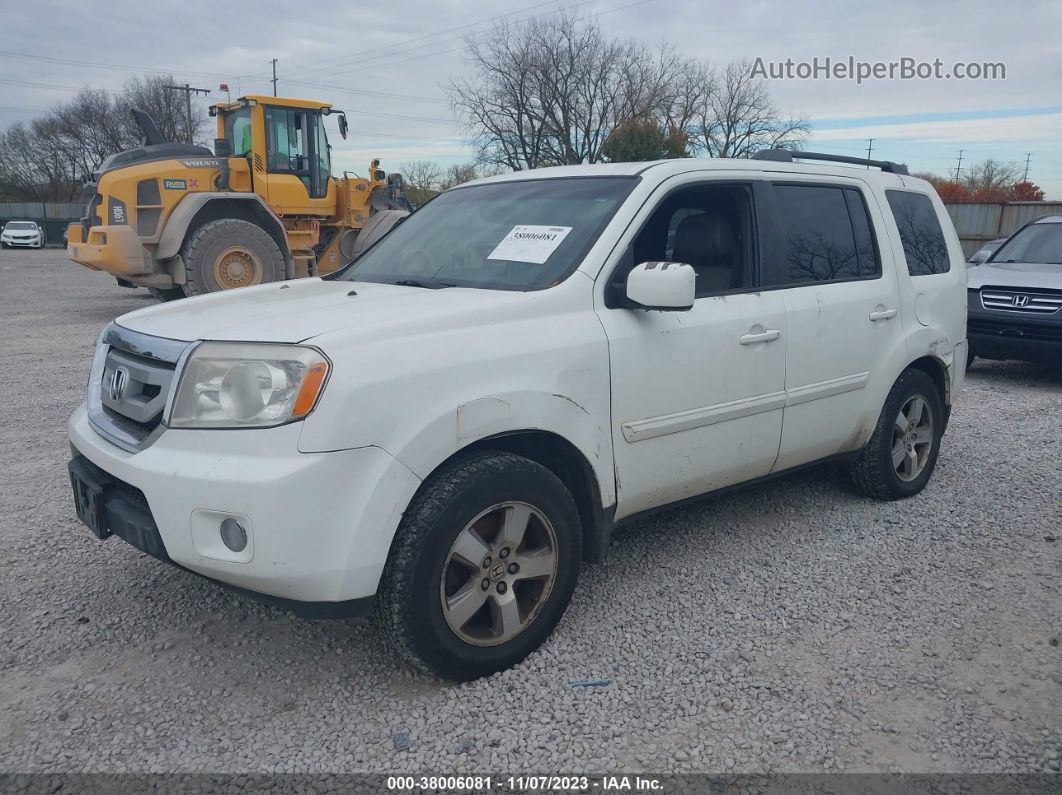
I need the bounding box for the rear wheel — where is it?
[851,368,944,500]
[180,218,284,296]
[375,451,582,680]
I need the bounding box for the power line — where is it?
[0,105,50,115]
[280,77,447,104]
[286,0,569,77]
[0,77,120,94]
[0,49,254,80]
[324,0,644,80]
[343,128,466,143]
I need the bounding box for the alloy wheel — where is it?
[440,501,559,647]
[892,395,934,482]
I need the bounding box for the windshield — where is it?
[337,176,637,290]
[991,222,1062,265]
[5,222,37,230]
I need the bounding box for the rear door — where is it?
[763,179,907,471]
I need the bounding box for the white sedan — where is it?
[1,221,44,248]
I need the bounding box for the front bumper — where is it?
[68,402,422,608]
[2,236,41,247]
[968,308,1062,363]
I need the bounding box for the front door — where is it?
[597,179,787,520]
[262,106,334,216]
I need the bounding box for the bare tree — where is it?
[439,162,480,190]
[0,120,83,201]
[121,74,208,146]
[0,73,209,201]
[962,159,1021,194]
[687,60,809,158]
[400,160,442,205]
[449,10,686,169]
[449,13,809,170]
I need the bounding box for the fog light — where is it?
[220,517,247,552]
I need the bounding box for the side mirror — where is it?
[338,113,349,140]
[625,262,695,311]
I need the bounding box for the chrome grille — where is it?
[980,288,1062,314]
[87,324,192,452]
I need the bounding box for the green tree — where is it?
[601,118,688,162]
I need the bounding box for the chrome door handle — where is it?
[739,329,782,345]
[869,308,897,321]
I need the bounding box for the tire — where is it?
[180,218,284,296]
[375,451,582,680]
[851,368,944,500]
[148,286,186,302]
[966,346,976,370]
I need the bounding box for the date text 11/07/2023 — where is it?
[386,775,665,791]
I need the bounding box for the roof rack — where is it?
[752,149,909,176]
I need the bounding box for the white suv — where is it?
[68,152,967,680]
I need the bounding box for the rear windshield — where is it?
[991,222,1062,265]
[5,222,37,230]
[336,176,637,291]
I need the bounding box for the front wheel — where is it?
[375,451,582,680]
[180,218,284,296]
[851,368,944,500]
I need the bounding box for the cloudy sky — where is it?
[2,0,1060,195]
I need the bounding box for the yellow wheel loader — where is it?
[66,96,411,301]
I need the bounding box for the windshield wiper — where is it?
[392,278,455,289]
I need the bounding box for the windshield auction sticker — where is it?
[488,225,573,264]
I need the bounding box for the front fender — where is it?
[155,193,287,261]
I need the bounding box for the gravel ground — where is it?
[1,249,1060,776]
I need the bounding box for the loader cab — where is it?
[214,96,336,216]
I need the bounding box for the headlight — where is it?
[168,342,330,429]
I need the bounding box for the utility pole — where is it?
[164,83,211,144]
[954,149,964,182]
[270,59,279,96]
[1022,152,1032,183]
[865,138,874,167]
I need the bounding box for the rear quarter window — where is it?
[886,190,950,276]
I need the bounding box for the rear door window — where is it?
[768,184,880,284]
[885,190,950,276]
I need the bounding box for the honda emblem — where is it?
[1012,294,1030,308]
[108,366,129,403]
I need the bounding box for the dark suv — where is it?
[967,215,1062,365]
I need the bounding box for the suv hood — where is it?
[115,278,526,343]
[967,260,1062,291]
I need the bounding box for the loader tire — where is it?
[180,218,284,296]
